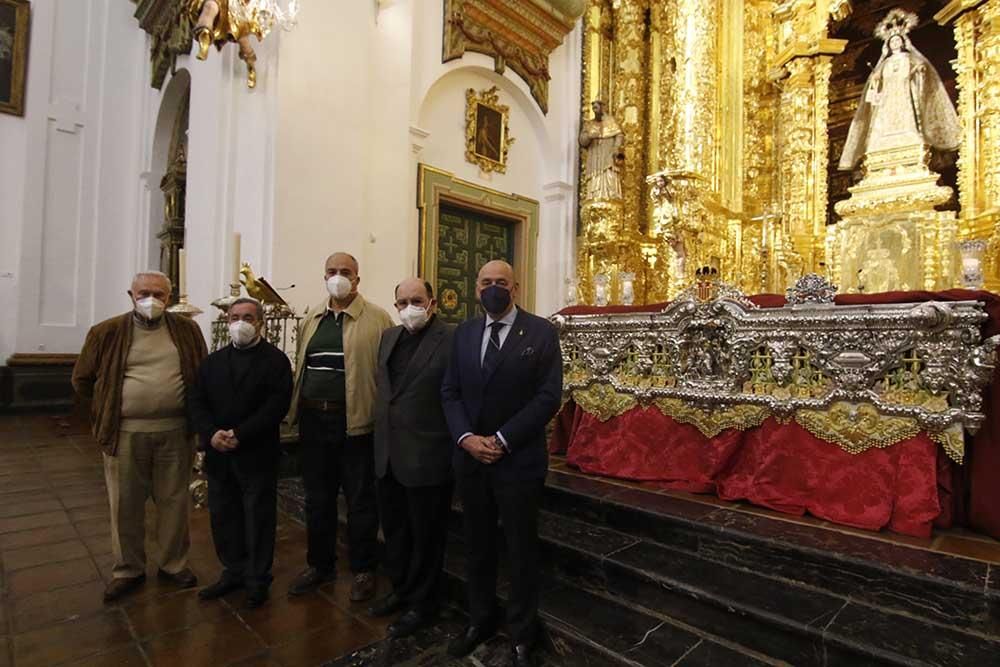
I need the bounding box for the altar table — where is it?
[549,290,1000,539]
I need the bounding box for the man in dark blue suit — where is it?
[441,260,563,666]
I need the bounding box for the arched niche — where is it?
[149,69,192,297]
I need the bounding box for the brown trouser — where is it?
[103,429,193,579]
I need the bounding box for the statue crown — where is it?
[874,8,918,42]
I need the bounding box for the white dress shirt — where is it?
[459,306,519,450]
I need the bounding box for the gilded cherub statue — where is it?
[838,9,960,170]
[187,0,298,89]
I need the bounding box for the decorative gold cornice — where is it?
[935,0,989,25]
[443,0,581,113]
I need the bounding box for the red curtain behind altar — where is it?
[551,290,1000,539]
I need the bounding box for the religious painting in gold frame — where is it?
[0,0,29,117]
[465,86,514,174]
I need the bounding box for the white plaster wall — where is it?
[1,0,580,362]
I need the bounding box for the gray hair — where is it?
[230,297,264,321]
[132,271,172,291]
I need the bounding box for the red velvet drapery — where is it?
[550,290,1000,538]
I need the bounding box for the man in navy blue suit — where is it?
[441,260,563,667]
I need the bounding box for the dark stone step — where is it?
[443,536,777,667]
[278,478,774,667]
[543,470,999,632]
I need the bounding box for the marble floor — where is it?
[0,413,399,667]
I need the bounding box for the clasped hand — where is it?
[461,435,504,465]
[210,429,239,452]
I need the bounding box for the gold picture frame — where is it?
[0,0,29,116]
[465,86,514,174]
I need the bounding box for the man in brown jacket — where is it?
[72,271,208,603]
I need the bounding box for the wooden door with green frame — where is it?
[435,205,515,324]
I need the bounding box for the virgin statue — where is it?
[579,100,625,201]
[838,9,960,171]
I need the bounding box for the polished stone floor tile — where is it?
[141,614,266,667]
[7,555,99,598]
[69,643,149,667]
[0,499,64,520]
[12,609,133,667]
[270,619,380,666]
[238,591,351,647]
[1,538,89,571]
[10,579,108,633]
[124,588,232,640]
[0,523,79,551]
[0,510,69,536]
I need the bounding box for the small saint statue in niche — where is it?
[838,9,960,171]
[579,100,625,202]
[187,0,266,88]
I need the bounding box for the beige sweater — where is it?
[119,322,187,432]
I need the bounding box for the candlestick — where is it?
[232,232,242,285]
[178,248,187,297]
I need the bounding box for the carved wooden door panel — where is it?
[436,204,515,324]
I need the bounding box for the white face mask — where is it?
[326,274,352,300]
[399,304,430,332]
[134,296,166,321]
[229,320,259,347]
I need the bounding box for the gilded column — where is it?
[949,9,980,218]
[937,0,1000,287]
[612,0,649,235]
[771,0,845,277]
[978,0,1000,214]
[658,0,719,180]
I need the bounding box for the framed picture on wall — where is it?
[0,0,29,116]
[465,86,514,174]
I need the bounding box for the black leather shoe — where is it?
[244,588,270,609]
[369,592,405,617]
[387,609,431,639]
[102,574,146,603]
[447,623,496,658]
[158,568,198,588]
[288,567,335,596]
[198,578,244,600]
[511,643,534,667]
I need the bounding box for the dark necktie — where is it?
[481,321,505,377]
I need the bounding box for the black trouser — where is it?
[206,455,278,592]
[376,464,452,614]
[457,469,544,645]
[299,408,378,573]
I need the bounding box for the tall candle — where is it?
[178,248,187,296]
[232,232,242,285]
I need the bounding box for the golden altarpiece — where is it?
[576,0,1000,305]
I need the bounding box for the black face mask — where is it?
[480,284,512,315]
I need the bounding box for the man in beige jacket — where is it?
[287,253,394,601]
[72,272,207,603]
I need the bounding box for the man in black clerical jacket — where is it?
[441,260,563,667]
[369,278,455,638]
[189,297,293,608]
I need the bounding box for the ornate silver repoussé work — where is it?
[554,276,998,462]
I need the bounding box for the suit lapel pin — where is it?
[519,329,524,336]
